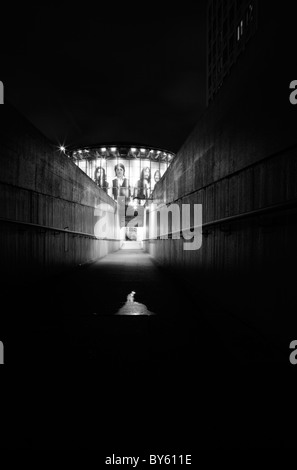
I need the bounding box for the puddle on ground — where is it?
[115,291,155,316]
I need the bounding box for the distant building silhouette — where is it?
[207,0,258,105]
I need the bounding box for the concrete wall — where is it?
[144,6,297,346]
[0,104,121,282]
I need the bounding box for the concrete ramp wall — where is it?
[144,12,297,347]
[0,104,120,281]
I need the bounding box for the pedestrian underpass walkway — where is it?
[14,245,286,370]
[4,246,293,449]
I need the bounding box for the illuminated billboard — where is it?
[69,144,175,241]
[70,144,175,203]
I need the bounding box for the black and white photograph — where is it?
[1,0,297,452]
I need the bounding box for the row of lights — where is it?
[69,147,173,160]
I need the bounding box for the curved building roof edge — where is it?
[68,141,176,155]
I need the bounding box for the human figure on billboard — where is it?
[134,167,151,199]
[94,166,109,193]
[153,170,162,189]
[112,163,130,201]
[154,170,161,183]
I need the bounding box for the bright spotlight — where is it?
[111,147,117,152]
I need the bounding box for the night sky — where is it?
[1,3,207,153]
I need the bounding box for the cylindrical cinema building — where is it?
[69,143,175,242]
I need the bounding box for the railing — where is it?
[2,197,296,243]
[0,217,121,242]
[143,198,297,241]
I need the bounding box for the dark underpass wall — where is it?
[144,7,297,346]
[0,104,120,281]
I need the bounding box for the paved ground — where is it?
[1,248,295,449]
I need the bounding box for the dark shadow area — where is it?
[1,249,295,450]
